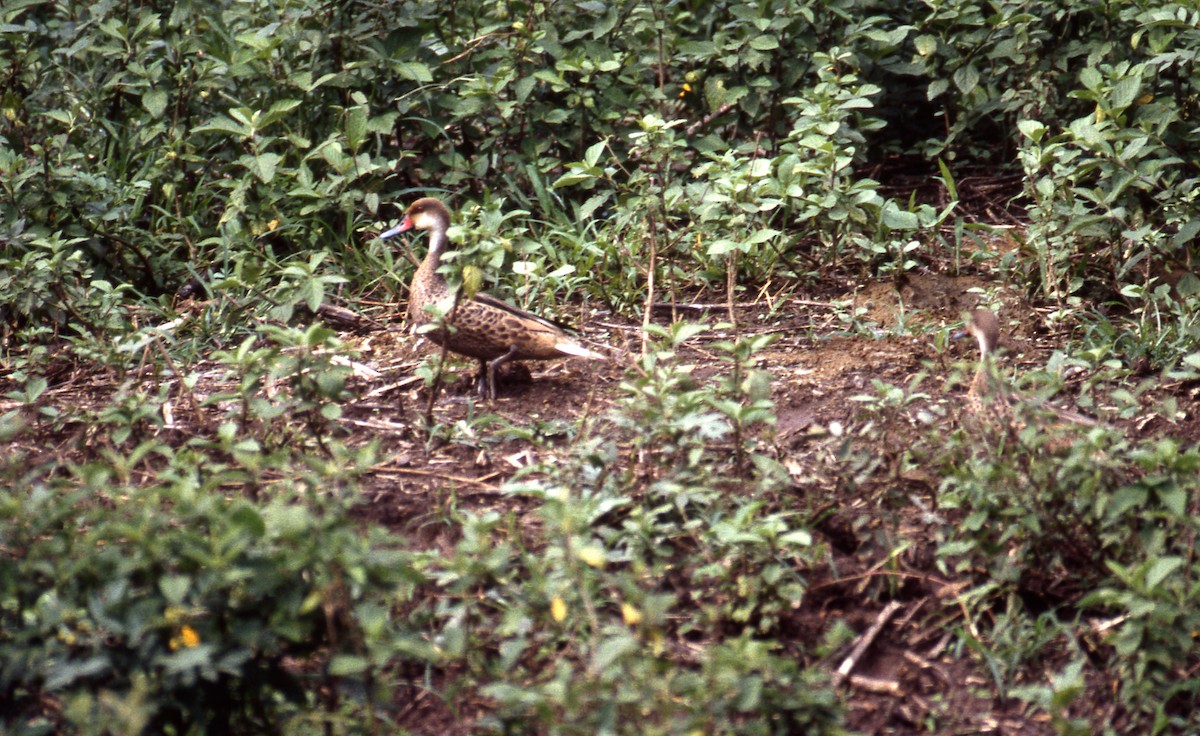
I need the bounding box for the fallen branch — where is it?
[371,465,502,489]
[832,600,903,689]
[685,102,736,136]
[848,674,903,696]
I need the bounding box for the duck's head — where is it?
[953,309,1001,358]
[380,197,451,239]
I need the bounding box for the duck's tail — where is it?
[555,340,607,360]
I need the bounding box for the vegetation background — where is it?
[3,0,1200,733]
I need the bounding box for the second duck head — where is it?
[953,309,1001,359]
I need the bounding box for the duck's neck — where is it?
[975,335,991,363]
[972,335,1001,397]
[419,220,451,286]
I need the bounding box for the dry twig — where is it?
[832,600,903,689]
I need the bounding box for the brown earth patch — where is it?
[6,269,1199,735]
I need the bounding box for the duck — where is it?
[380,197,603,398]
[955,308,1098,440]
[955,309,1013,433]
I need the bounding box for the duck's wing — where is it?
[472,292,579,334]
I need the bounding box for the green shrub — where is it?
[7,0,1196,325]
[938,421,1200,729]
[0,459,420,735]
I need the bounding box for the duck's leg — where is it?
[486,345,519,400]
[474,359,490,398]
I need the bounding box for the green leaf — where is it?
[707,238,739,256]
[749,158,772,178]
[749,35,779,51]
[552,165,600,188]
[396,61,432,83]
[229,504,266,537]
[290,71,338,92]
[1106,487,1147,519]
[591,632,639,672]
[1017,119,1046,142]
[679,40,718,57]
[194,114,254,139]
[266,98,302,118]
[578,192,610,220]
[45,656,110,689]
[778,529,812,546]
[1068,116,1109,150]
[264,503,312,538]
[705,77,728,110]
[591,6,619,38]
[329,655,370,676]
[953,64,979,95]
[668,322,707,345]
[533,68,567,89]
[744,228,780,245]
[1157,487,1186,517]
[513,75,536,102]
[346,105,367,149]
[142,89,168,118]
[1145,556,1183,590]
[161,644,215,674]
[159,574,191,604]
[1110,74,1141,110]
[881,205,919,230]
[914,34,937,56]
[250,152,281,183]
[1173,218,1200,248]
[584,139,606,167]
[236,25,278,50]
[937,158,958,200]
[42,109,74,126]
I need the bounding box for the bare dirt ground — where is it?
[323,266,1200,734]
[11,257,1200,733]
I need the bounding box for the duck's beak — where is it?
[379,216,413,240]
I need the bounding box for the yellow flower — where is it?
[621,603,642,626]
[576,545,606,569]
[649,630,665,656]
[550,596,567,622]
[169,624,201,651]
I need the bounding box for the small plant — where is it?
[611,322,781,497]
[848,374,938,482]
[206,324,355,456]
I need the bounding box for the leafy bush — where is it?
[938,420,1200,728]
[0,459,420,735]
[5,0,1196,326]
